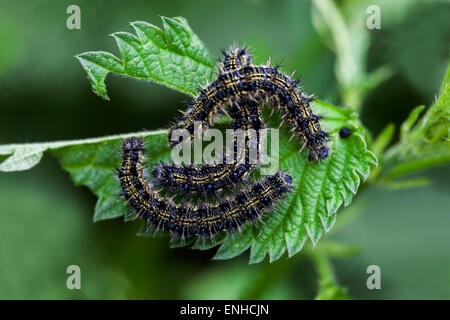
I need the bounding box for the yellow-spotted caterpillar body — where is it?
[153,99,265,195]
[117,137,293,238]
[153,48,264,195]
[168,48,329,161]
[220,47,253,73]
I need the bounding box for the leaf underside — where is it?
[0,16,377,263]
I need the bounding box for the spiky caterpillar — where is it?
[219,47,252,72]
[168,48,329,161]
[153,100,265,195]
[117,137,293,238]
[152,48,263,195]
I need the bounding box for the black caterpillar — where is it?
[152,99,265,194]
[152,48,265,195]
[168,48,329,161]
[116,48,326,239]
[117,137,293,238]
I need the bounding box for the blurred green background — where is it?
[0,0,449,299]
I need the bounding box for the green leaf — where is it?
[0,131,168,221]
[53,131,170,222]
[0,17,376,263]
[405,59,449,146]
[76,16,216,99]
[0,100,376,261]
[0,144,47,172]
[385,143,450,180]
[382,57,450,180]
[212,100,376,263]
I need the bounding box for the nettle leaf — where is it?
[76,16,216,99]
[53,131,172,221]
[0,100,376,262]
[0,144,47,172]
[211,101,376,263]
[0,17,376,263]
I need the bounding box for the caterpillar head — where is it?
[268,171,294,193]
[307,131,329,161]
[122,137,144,152]
[221,47,252,72]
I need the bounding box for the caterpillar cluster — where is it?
[117,47,328,239]
[153,48,264,195]
[117,137,293,238]
[168,47,329,161]
[153,99,265,195]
